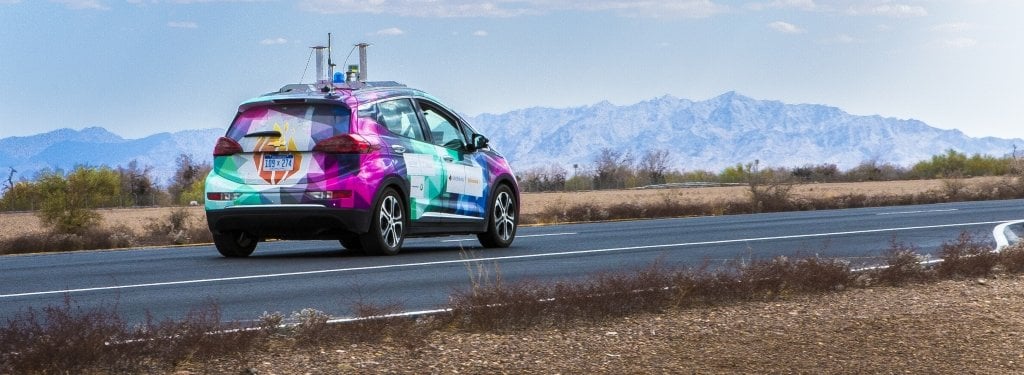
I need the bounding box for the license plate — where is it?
[262,154,295,171]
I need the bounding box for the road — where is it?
[1,199,1022,323]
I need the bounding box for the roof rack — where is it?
[270,81,406,96]
[360,81,406,88]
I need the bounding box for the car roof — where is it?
[237,82,443,112]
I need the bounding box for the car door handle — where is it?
[391,145,406,154]
[442,156,454,162]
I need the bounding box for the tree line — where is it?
[0,154,209,232]
[518,148,1024,192]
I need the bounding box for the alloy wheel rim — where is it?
[494,191,515,241]
[379,195,404,248]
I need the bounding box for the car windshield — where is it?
[226,103,350,142]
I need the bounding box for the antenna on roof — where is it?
[356,43,370,82]
[311,44,327,89]
[327,33,335,82]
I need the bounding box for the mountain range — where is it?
[0,127,223,185]
[1,92,1019,184]
[468,92,1022,173]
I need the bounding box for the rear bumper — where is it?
[206,204,371,240]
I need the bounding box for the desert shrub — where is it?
[257,311,286,336]
[787,257,853,292]
[0,233,52,255]
[999,243,1024,274]
[35,167,120,234]
[138,302,260,369]
[290,308,331,347]
[0,298,134,374]
[728,255,850,297]
[167,154,211,205]
[735,257,791,298]
[874,240,932,285]
[449,278,550,331]
[519,165,568,192]
[976,177,1024,200]
[936,232,999,278]
[142,207,207,245]
[0,227,135,255]
[605,202,645,220]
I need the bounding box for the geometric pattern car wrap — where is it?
[205,85,517,229]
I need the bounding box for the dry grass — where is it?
[0,206,206,243]
[0,177,1017,252]
[4,233,1024,373]
[519,178,982,217]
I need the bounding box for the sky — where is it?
[0,0,1022,140]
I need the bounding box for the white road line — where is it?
[0,220,1005,299]
[876,209,959,216]
[993,219,1024,250]
[440,232,577,242]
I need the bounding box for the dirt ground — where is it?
[0,178,999,242]
[519,178,988,216]
[192,275,1024,374]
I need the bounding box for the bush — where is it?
[936,232,999,278]
[138,302,259,369]
[290,308,331,347]
[874,240,932,285]
[35,167,120,234]
[999,243,1024,273]
[0,298,133,374]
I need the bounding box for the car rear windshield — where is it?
[226,103,351,142]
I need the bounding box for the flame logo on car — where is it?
[253,122,302,185]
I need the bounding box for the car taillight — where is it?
[213,137,243,156]
[313,134,380,154]
[207,192,240,201]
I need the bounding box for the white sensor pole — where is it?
[356,43,369,82]
[312,45,327,85]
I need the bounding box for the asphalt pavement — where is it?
[2,199,1022,323]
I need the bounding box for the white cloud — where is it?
[931,22,972,33]
[299,0,725,18]
[472,30,488,37]
[51,0,108,10]
[372,27,405,36]
[847,2,927,18]
[167,21,198,29]
[939,37,977,48]
[259,37,288,45]
[767,21,804,34]
[747,0,816,11]
[822,33,860,44]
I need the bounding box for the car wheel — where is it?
[213,231,257,257]
[339,235,363,250]
[477,184,517,248]
[360,188,405,255]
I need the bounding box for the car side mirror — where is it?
[471,134,489,150]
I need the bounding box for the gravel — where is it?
[185,275,1024,374]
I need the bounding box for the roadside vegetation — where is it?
[0,154,211,254]
[3,149,1024,254]
[2,232,1023,373]
[519,148,1023,192]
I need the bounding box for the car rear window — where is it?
[226,103,350,142]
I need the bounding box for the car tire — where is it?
[213,231,257,257]
[360,188,405,255]
[477,184,517,248]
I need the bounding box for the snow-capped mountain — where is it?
[1,91,1019,185]
[467,92,1022,172]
